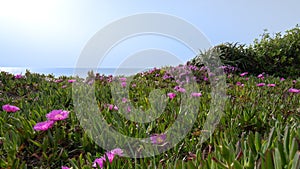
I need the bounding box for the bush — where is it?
[190,25,300,78]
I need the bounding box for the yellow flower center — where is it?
[54,114,64,119]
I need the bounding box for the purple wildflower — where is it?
[33,121,55,131]
[191,92,202,97]
[2,104,20,112]
[150,133,166,144]
[256,83,265,87]
[288,88,300,93]
[46,110,69,121]
[167,93,176,99]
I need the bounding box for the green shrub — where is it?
[190,25,300,78]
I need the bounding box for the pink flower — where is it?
[236,82,244,87]
[256,83,265,87]
[150,133,166,144]
[167,93,176,99]
[109,148,124,156]
[174,86,186,93]
[191,92,202,97]
[108,104,118,111]
[280,78,285,81]
[33,121,55,131]
[245,78,249,81]
[92,148,123,168]
[61,85,67,88]
[288,88,300,93]
[46,110,69,121]
[127,106,131,112]
[119,77,127,82]
[92,157,105,168]
[131,83,136,87]
[61,166,71,169]
[257,73,264,79]
[293,80,297,83]
[122,97,127,103]
[54,79,63,83]
[68,79,76,83]
[14,74,23,79]
[203,76,208,81]
[2,104,20,112]
[267,84,276,87]
[121,82,126,87]
[240,72,248,77]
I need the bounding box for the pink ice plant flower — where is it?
[203,76,209,81]
[236,82,244,87]
[174,86,186,93]
[127,106,131,112]
[109,148,124,156]
[33,121,55,131]
[46,110,70,121]
[92,148,123,168]
[267,84,276,87]
[2,104,20,112]
[280,77,285,81]
[240,72,248,77]
[68,79,76,83]
[167,93,176,99]
[150,133,167,145]
[288,88,300,93]
[191,92,202,97]
[61,166,71,169]
[119,77,127,82]
[14,74,23,79]
[92,157,105,168]
[54,79,63,83]
[256,83,265,87]
[121,81,126,87]
[108,104,118,111]
[257,73,264,79]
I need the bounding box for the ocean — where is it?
[0,67,153,78]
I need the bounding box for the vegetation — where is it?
[190,25,300,78]
[1,26,300,168]
[0,62,299,168]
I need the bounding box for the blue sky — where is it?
[0,0,300,68]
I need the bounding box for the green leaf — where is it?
[291,151,300,169]
[289,138,298,161]
[274,148,282,169]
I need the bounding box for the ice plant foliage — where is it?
[2,104,20,112]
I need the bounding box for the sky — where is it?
[0,0,300,69]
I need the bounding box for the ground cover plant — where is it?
[0,61,299,169]
[1,27,300,169]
